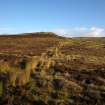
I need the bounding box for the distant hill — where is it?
[0,32,64,38]
[0,32,105,58]
[0,32,65,57]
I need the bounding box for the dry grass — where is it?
[0,33,105,105]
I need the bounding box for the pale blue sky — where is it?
[0,0,105,36]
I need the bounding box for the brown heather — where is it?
[0,32,105,105]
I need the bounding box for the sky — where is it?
[0,0,105,37]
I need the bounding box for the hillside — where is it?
[0,32,64,57]
[0,32,105,57]
[0,32,105,105]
